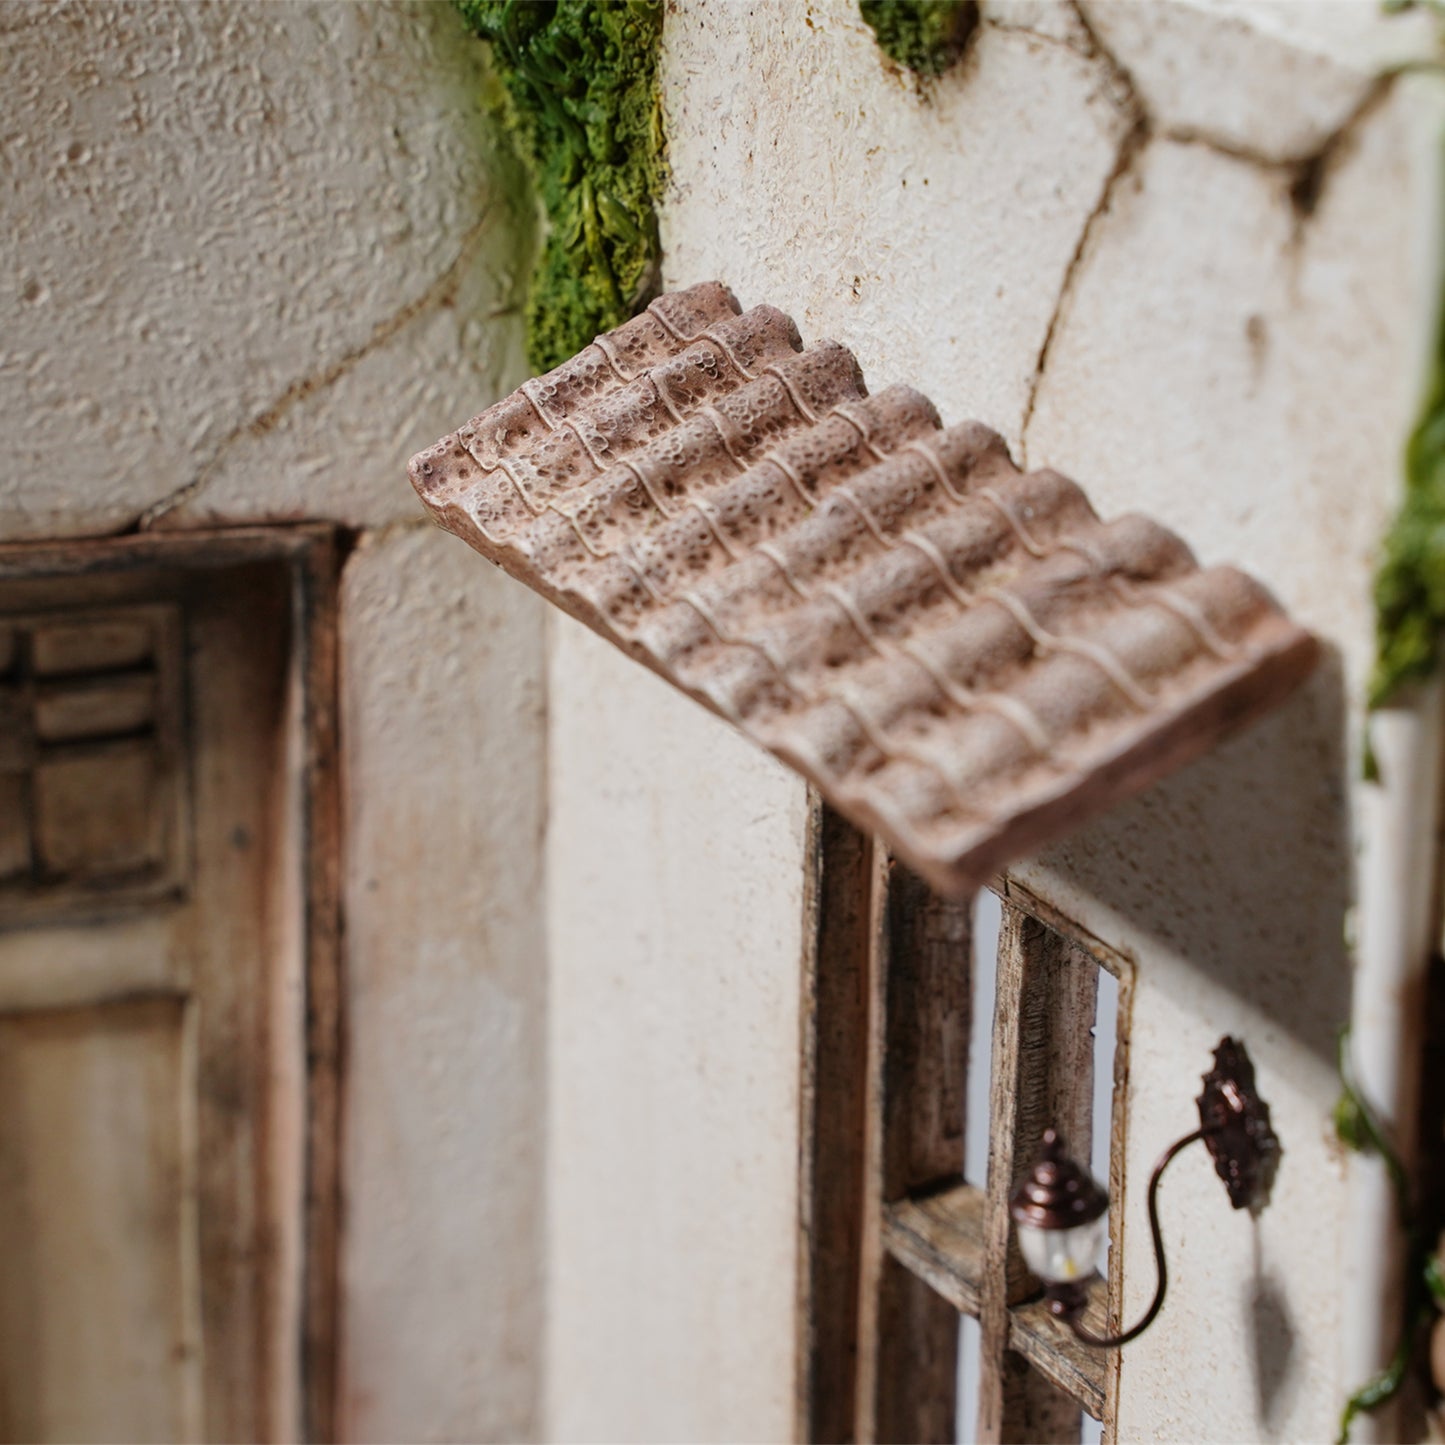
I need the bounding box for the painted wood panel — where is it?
[0,998,201,1444]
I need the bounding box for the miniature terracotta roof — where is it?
[409,282,1318,898]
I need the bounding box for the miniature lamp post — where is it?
[1009,1037,1279,1349]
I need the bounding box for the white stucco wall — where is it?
[340,529,546,1443]
[3,6,548,1439]
[578,1,1440,1440]
[545,617,810,1443]
[1,0,531,539]
[9,1,1445,1442]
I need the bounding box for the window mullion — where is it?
[978,906,1100,1443]
[795,803,877,1444]
[865,856,972,1443]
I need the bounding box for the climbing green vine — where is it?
[1372,4,1445,708]
[1334,1026,1445,1441]
[1369,288,1445,708]
[454,0,666,372]
[858,0,977,77]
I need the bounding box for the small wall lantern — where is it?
[1009,1037,1279,1348]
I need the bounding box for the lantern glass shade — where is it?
[1016,1212,1109,1285]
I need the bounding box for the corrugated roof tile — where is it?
[410,282,1318,897]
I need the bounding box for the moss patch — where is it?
[1370,7,1445,708]
[1370,337,1445,707]
[859,0,978,76]
[454,0,666,372]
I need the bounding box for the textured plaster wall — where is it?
[545,618,811,1443]
[10,2,1445,1442]
[2,5,547,1439]
[340,529,546,1443]
[619,1,1444,1440]
[1,1,532,537]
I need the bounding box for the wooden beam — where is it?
[880,1182,985,1317]
[857,859,971,1444]
[297,532,344,1445]
[880,863,970,1202]
[873,1256,959,1445]
[796,804,876,1444]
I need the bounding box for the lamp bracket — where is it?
[1196,1036,1279,1212]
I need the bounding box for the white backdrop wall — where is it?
[7,2,1445,1441]
[542,2,1445,1441]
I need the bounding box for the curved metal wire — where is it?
[1065,1127,1206,1349]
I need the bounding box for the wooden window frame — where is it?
[797,803,1134,1444]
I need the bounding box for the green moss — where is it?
[1370,13,1445,709]
[1371,231,1445,708]
[454,0,666,372]
[859,0,977,77]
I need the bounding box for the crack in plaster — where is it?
[1279,73,1395,220]
[1017,0,1148,467]
[129,207,507,534]
[980,17,1093,64]
[1154,72,1394,227]
[1018,2,1399,465]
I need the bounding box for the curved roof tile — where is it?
[410,282,1318,897]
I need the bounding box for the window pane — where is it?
[956,1312,981,1444]
[964,889,1001,1188]
[1092,964,1119,1280]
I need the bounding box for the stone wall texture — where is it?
[5,1,1445,1441]
[615,2,1443,1441]
[3,4,549,1439]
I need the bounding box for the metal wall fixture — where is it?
[1009,1036,1279,1347]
